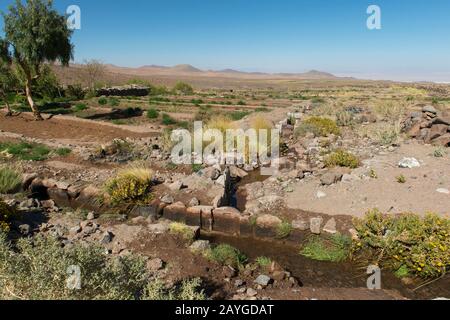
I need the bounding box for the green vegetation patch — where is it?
[0,141,50,161]
[0,166,22,194]
[301,234,352,262]
[295,117,340,138]
[206,244,247,268]
[324,149,360,169]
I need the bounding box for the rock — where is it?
[55,181,71,190]
[229,166,248,179]
[18,224,31,236]
[316,191,327,199]
[432,133,450,147]
[398,157,421,169]
[292,219,310,231]
[201,167,221,180]
[147,223,169,234]
[234,279,245,288]
[425,124,449,143]
[246,288,258,297]
[147,258,164,272]
[161,194,174,204]
[320,172,343,186]
[272,271,286,281]
[215,175,226,187]
[422,105,437,114]
[323,218,337,234]
[69,225,82,235]
[222,266,237,278]
[189,240,211,252]
[86,211,95,220]
[256,214,282,229]
[100,231,114,244]
[188,197,200,207]
[436,188,450,195]
[169,181,184,191]
[288,170,304,180]
[212,195,224,208]
[254,275,272,287]
[22,173,38,191]
[310,217,323,234]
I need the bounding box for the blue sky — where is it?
[1,0,450,82]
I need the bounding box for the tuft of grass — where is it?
[73,103,88,112]
[0,200,17,232]
[433,147,446,158]
[169,222,196,242]
[276,221,293,239]
[324,150,360,169]
[301,234,351,262]
[98,97,108,105]
[396,175,406,184]
[161,113,177,125]
[146,108,159,119]
[0,142,50,161]
[255,256,273,268]
[54,148,72,157]
[206,244,247,268]
[395,265,410,278]
[229,111,250,121]
[0,166,22,194]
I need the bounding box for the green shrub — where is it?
[396,175,406,184]
[109,97,120,107]
[0,142,50,161]
[229,111,250,121]
[0,200,16,232]
[353,210,450,278]
[276,221,293,239]
[55,148,72,157]
[169,222,196,242]
[237,100,246,106]
[295,117,340,137]
[146,108,159,119]
[301,234,351,262]
[162,113,177,125]
[324,150,360,169]
[105,167,153,204]
[255,256,272,268]
[0,167,22,194]
[143,278,206,300]
[73,103,88,112]
[0,232,176,300]
[65,84,85,100]
[206,244,247,268]
[336,111,354,127]
[98,97,108,105]
[173,82,194,95]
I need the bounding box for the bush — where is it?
[105,167,153,204]
[230,111,250,121]
[324,150,360,169]
[336,111,354,127]
[295,117,340,138]
[109,97,120,107]
[143,278,206,300]
[0,142,50,161]
[169,222,196,242]
[276,221,293,239]
[73,103,88,112]
[301,234,351,262]
[65,84,85,100]
[0,166,22,194]
[146,108,159,119]
[206,244,247,268]
[162,113,177,125]
[255,256,273,268]
[0,232,155,300]
[353,210,450,278]
[55,148,72,157]
[98,97,108,105]
[0,200,16,232]
[173,82,194,95]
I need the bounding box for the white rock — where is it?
[436,188,450,195]
[398,157,421,169]
[316,191,327,199]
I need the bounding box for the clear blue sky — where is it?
[1,0,450,82]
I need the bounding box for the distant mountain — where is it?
[102,63,341,80]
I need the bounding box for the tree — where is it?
[1,0,73,120]
[173,81,194,95]
[83,59,106,89]
[0,39,18,116]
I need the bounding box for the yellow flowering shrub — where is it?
[0,200,16,232]
[105,167,153,205]
[353,209,450,278]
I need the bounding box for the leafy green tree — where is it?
[1,0,73,120]
[0,39,18,116]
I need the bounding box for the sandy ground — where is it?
[287,141,450,217]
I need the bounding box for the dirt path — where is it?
[0,112,158,144]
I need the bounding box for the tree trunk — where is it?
[0,92,12,116]
[25,78,43,120]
